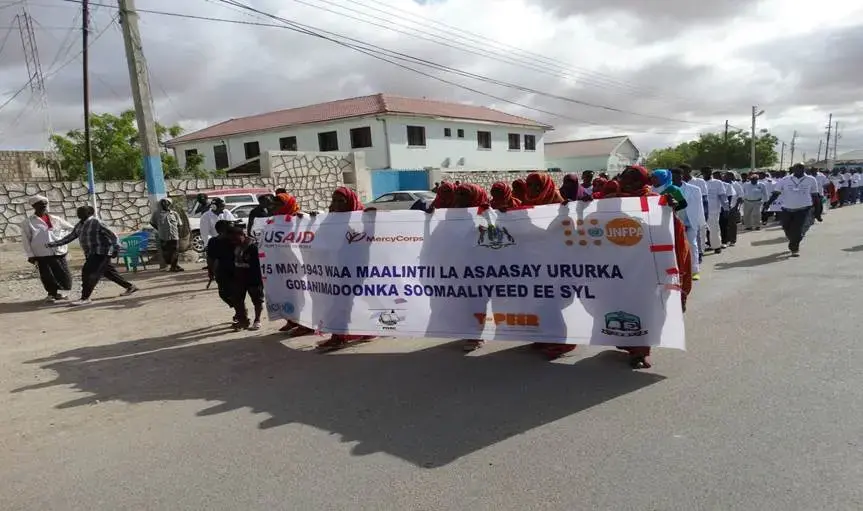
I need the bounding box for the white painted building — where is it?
[166,94,550,196]
[544,136,640,176]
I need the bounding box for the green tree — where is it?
[44,110,192,181]
[645,130,778,170]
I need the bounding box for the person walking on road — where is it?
[150,198,184,272]
[672,168,704,280]
[701,167,727,254]
[765,164,820,257]
[199,198,237,247]
[20,195,75,302]
[742,174,769,230]
[47,206,138,306]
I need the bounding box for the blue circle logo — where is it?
[587,227,604,238]
[282,302,295,315]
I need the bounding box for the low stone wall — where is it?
[439,170,565,187]
[0,152,353,242]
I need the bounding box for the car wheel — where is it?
[191,231,205,253]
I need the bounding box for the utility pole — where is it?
[824,113,833,165]
[118,0,166,211]
[789,130,798,165]
[723,120,729,169]
[833,122,840,160]
[779,141,785,170]
[817,139,823,162]
[82,0,97,213]
[751,106,764,172]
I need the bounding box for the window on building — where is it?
[477,130,492,150]
[444,128,452,138]
[318,131,339,152]
[213,144,229,170]
[184,149,198,160]
[243,141,261,160]
[407,125,426,147]
[279,136,297,151]
[524,134,537,151]
[350,126,373,149]
[457,129,465,138]
[508,133,521,150]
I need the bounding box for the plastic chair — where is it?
[119,231,150,272]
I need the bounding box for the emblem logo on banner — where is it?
[477,223,515,249]
[601,311,648,337]
[371,309,406,331]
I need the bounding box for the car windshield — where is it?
[416,191,436,200]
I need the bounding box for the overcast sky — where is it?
[1,0,861,162]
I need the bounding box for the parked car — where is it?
[369,190,435,210]
[186,188,271,252]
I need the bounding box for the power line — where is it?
[0,18,113,112]
[60,0,728,131]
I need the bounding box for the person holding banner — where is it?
[429,181,456,211]
[602,165,692,368]
[560,174,590,202]
[511,178,527,202]
[522,172,581,359]
[489,182,521,211]
[314,187,377,352]
[274,192,318,335]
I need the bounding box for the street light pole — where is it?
[750,106,764,172]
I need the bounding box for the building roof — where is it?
[543,135,632,159]
[836,149,863,161]
[166,93,550,146]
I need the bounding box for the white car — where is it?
[369,190,436,210]
[186,188,271,252]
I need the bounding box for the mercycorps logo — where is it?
[345,231,423,244]
[262,230,316,244]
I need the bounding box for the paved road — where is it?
[1,208,861,511]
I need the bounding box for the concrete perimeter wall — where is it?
[0,151,356,243]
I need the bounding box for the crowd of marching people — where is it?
[21,161,852,368]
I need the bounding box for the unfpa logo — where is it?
[604,218,643,246]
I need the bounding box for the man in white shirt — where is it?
[20,195,75,302]
[840,168,853,205]
[764,164,820,257]
[701,167,727,254]
[672,168,705,279]
[810,168,828,221]
[715,171,736,248]
[199,197,237,247]
[848,169,860,205]
[681,164,707,258]
[742,174,769,230]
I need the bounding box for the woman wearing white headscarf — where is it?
[20,195,75,302]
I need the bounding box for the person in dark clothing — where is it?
[246,194,274,237]
[206,220,237,317]
[274,188,287,195]
[193,193,210,215]
[47,206,138,306]
[227,226,264,330]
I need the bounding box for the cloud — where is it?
[1,0,862,163]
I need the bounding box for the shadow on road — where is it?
[750,237,788,247]
[14,332,665,468]
[714,252,789,270]
[842,245,863,252]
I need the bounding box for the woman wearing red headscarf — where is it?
[430,182,456,210]
[449,183,491,351]
[315,187,378,352]
[511,178,527,202]
[489,181,521,211]
[607,165,691,368]
[276,192,318,335]
[590,177,608,199]
[520,173,581,358]
[274,193,300,216]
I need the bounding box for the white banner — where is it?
[260,197,685,349]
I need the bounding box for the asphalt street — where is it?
[0,207,861,511]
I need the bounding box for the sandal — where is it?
[463,339,484,352]
[629,355,652,369]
